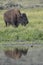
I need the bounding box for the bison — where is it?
[4,8,28,27]
[4,48,22,59]
[4,48,28,59]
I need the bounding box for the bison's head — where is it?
[17,13,29,26]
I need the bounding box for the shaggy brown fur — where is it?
[4,48,28,59]
[4,8,21,27]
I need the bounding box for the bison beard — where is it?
[4,8,28,27]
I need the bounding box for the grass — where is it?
[0,8,43,44]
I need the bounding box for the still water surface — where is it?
[0,44,43,65]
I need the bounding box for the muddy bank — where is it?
[0,45,43,65]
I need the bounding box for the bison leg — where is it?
[5,21,10,27]
[14,21,19,27]
[5,21,7,26]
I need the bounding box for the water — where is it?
[0,44,43,65]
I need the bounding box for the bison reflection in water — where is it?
[4,8,29,27]
[4,48,28,59]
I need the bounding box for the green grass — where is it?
[0,8,43,44]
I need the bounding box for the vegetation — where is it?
[0,8,43,44]
[0,0,43,9]
[0,0,43,50]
